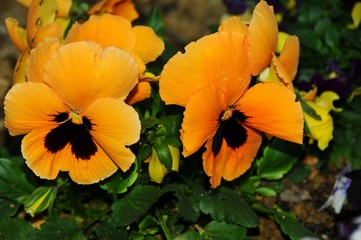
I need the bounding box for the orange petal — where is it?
[66,13,136,51]
[13,50,30,84]
[43,42,139,110]
[202,126,262,188]
[125,81,152,105]
[276,35,300,82]
[181,86,226,157]
[84,97,140,172]
[33,22,62,47]
[160,31,251,107]
[248,1,278,76]
[218,16,248,34]
[239,83,304,144]
[5,17,28,51]
[272,55,294,90]
[27,38,61,83]
[133,26,164,64]
[4,82,68,136]
[22,128,62,180]
[112,0,139,21]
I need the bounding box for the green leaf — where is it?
[0,158,35,203]
[174,230,202,240]
[285,164,312,184]
[300,100,322,120]
[112,185,161,227]
[203,221,248,240]
[257,139,302,180]
[272,207,318,240]
[145,6,164,36]
[138,215,159,235]
[0,198,19,217]
[154,138,172,170]
[100,165,139,194]
[0,217,35,240]
[32,218,83,239]
[92,220,128,240]
[162,184,200,222]
[198,187,258,228]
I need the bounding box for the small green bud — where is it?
[24,186,55,217]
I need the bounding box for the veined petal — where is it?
[239,83,303,144]
[5,17,28,51]
[203,126,262,188]
[160,31,251,107]
[43,42,139,110]
[84,98,140,172]
[181,86,226,157]
[133,26,164,64]
[66,13,136,51]
[4,82,68,136]
[248,1,278,76]
[218,16,248,34]
[125,81,151,105]
[272,55,294,91]
[276,35,300,82]
[27,38,61,83]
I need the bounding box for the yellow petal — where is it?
[66,13,136,51]
[276,35,300,82]
[56,0,71,18]
[84,97,140,172]
[239,83,304,144]
[13,50,30,84]
[33,22,62,47]
[303,102,333,150]
[133,26,164,64]
[348,2,361,29]
[4,82,68,136]
[43,42,139,110]
[16,0,32,7]
[148,147,168,184]
[5,17,28,51]
[248,1,278,75]
[315,91,341,112]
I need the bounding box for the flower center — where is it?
[44,112,97,160]
[211,109,248,157]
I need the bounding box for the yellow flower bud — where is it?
[24,186,55,217]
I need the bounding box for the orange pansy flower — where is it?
[160,31,303,188]
[88,0,139,22]
[219,1,300,90]
[4,41,141,184]
[66,13,164,104]
[6,0,71,84]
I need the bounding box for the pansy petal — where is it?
[4,82,68,136]
[68,142,118,184]
[56,0,72,18]
[5,17,28,51]
[160,31,250,107]
[218,16,248,34]
[248,1,278,76]
[181,86,226,157]
[112,0,139,21]
[44,42,139,109]
[13,50,30,84]
[239,83,303,144]
[84,98,140,172]
[27,38,61,83]
[126,81,151,105]
[33,23,62,47]
[203,126,262,188]
[133,26,164,64]
[272,55,294,90]
[22,128,62,179]
[66,13,136,51]
[276,35,300,82]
